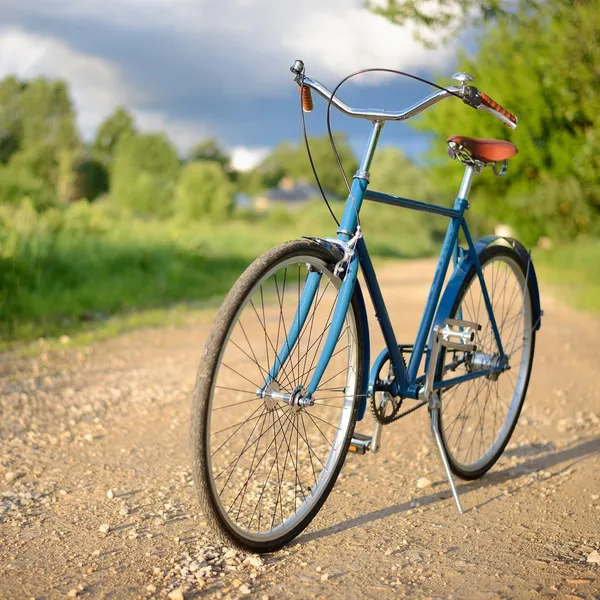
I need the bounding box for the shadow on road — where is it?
[295,436,600,545]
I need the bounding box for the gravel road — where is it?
[1,259,599,600]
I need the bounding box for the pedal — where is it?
[439,318,481,352]
[349,417,384,455]
[348,432,371,455]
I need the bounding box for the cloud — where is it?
[283,6,456,82]
[0,27,211,151]
[0,27,129,139]
[0,1,459,155]
[1,0,455,87]
[230,146,270,172]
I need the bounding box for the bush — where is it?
[0,166,57,210]
[111,132,180,216]
[174,161,234,221]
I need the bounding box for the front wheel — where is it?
[191,240,365,552]
[435,244,536,480]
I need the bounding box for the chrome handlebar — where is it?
[290,59,518,130]
[300,75,463,123]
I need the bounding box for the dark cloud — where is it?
[0,0,459,162]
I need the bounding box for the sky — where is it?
[0,0,463,170]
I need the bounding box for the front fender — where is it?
[427,235,542,371]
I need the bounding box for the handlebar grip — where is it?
[299,85,313,112]
[479,92,517,126]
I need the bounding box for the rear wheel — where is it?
[191,240,364,552]
[435,245,536,480]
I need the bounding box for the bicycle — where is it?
[190,59,542,552]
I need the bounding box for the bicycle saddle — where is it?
[447,136,518,163]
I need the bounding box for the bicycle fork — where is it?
[259,251,360,408]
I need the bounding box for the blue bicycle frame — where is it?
[263,121,518,410]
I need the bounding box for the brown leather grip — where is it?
[480,92,517,125]
[299,85,313,112]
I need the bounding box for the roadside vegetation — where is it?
[1,0,598,344]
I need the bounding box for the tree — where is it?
[412,0,600,242]
[175,161,234,220]
[71,158,109,202]
[254,133,358,198]
[0,76,24,165]
[188,138,230,171]
[111,132,180,216]
[369,146,436,199]
[0,77,81,200]
[368,0,541,44]
[93,107,136,164]
[17,78,79,153]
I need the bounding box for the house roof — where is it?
[264,181,324,203]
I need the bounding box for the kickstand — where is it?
[423,324,468,515]
[429,397,463,514]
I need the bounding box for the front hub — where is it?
[263,382,280,411]
[260,383,313,412]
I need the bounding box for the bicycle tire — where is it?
[434,244,536,480]
[191,239,365,552]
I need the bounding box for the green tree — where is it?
[189,138,230,170]
[175,161,234,220]
[0,76,24,165]
[369,0,541,44]
[111,132,180,216]
[405,0,600,243]
[369,146,436,198]
[93,107,136,164]
[0,165,56,209]
[1,77,80,200]
[254,133,358,198]
[71,158,109,202]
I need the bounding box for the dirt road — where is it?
[1,259,599,600]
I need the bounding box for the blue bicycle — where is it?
[191,60,542,552]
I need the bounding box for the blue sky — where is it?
[0,0,464,169]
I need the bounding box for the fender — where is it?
[427,235,542,371]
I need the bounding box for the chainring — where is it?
[369,350,409,425]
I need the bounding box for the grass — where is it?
[0,197,445,346]
[6,193,595,353]
[533,238,600,313]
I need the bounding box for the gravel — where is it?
[1,259,599,599]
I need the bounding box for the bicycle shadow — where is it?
[295,435,599,546]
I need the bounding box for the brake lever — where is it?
[460,85,481,109]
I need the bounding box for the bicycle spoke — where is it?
[438,252,533,472]
[211,403,265,458]
[249,297,295,391]
[203,250,361,541]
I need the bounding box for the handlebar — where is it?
[291,60,518,130]
[297,74,463,123]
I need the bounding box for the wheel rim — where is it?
[439,254,533,473]
[205,254,360,543]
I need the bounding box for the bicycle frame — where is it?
[262,121,506,405]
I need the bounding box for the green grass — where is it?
[0,197,445,345]
[533,238,600,313]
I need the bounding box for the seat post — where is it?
[458,165,476,201]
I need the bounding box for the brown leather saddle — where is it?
[447,135,518,164]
